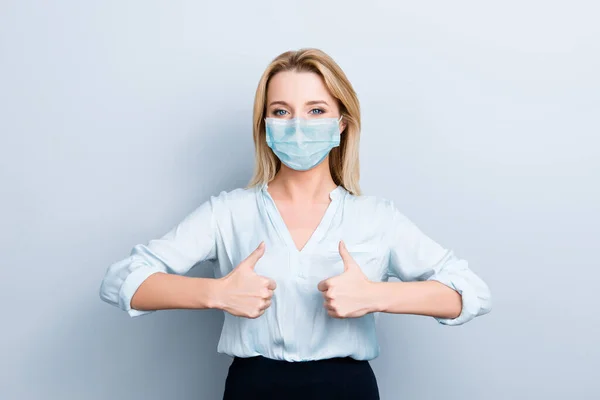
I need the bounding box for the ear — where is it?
[339,119,347,134]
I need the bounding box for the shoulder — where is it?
[343,191,400,224]
[208,185,259,209]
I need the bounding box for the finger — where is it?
[249,308,266,319]
[260,288,272,299]
[317,279,329,292]
[323,291,335,301]
[338,240,354,270]
[261,299,272,310]
[265,278,277,290]
[242,242,266,269]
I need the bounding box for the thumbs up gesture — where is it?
[216,242,277,319]
[317,241,379,318]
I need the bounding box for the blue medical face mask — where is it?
[264,116,343,171]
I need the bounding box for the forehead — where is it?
[267,70,334,103]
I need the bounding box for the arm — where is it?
[371,280,462,319]
[99,198,219,317]
[129,272,222,313]
[130,243,278,319]
[380,200,492,325]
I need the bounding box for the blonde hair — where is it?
[247,48,362,195]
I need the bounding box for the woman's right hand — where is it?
[215,242,277,318]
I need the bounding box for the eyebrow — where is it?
[306,100,329,106]
[268,100,329,107]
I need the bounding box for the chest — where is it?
[275,201,330,253]
[220,206,390,285]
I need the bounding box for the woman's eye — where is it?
[274,109,288,116]
[309,108,325,115]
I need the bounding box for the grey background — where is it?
[1,1,598,399]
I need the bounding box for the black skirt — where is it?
[223,355,380,400]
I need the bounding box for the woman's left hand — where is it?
[317,240,380,318]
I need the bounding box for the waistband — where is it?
[231,355,368,372]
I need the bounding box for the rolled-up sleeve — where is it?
[384,200,492,325]
[99,197,218,317]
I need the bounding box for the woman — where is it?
[99,48,492,399]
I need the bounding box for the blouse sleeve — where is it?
[384,200,492,326]
[99,198,218,317]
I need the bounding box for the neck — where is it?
[268,157,337,204]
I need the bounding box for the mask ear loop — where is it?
[337,115,345,134]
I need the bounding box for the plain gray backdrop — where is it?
[1,1,598,399]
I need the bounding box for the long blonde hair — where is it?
[247,48,362,195]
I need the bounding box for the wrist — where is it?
[198,277,227,310]
[368,282,389,313]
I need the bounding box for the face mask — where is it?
[264,116,343,171]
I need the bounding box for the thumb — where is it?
[241,242,265,270]
[339,240,355,271]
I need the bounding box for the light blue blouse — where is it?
[99,184,492,361]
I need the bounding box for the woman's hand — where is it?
[215,242,277,318]
[317,241,380,318]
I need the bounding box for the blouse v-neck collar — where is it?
[259,182,346,254]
